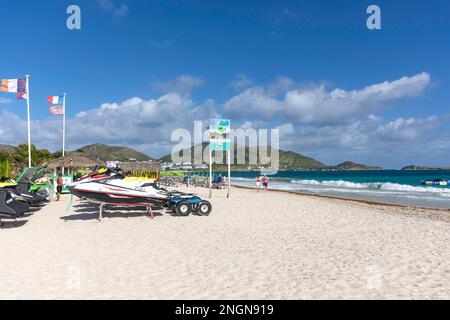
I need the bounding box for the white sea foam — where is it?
[230,176,450,207]
[232,177,450,197]
[289,179,450,195]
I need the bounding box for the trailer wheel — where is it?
[176,201,191,216]
[190,196,201,212]
[197,201,212,216]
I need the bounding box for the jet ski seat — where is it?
[0,189,29,220]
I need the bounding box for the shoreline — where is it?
[232,184,449,211]
[231,185,450,223]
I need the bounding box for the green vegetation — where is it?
[160,171,185,177]
[0,144,60,175]
[0,154,11,177]
[77,144,152,162]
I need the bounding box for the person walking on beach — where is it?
[56,174,63,201]
[255,176,261,192]
[217,175,223,189]
[263,175,269,191]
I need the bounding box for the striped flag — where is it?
[0,78,26,93]
[48,95,63,104]
[49,105,64,115]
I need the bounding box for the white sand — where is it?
[1,186,450,299]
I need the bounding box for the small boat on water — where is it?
[421,179,450,186]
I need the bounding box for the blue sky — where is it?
[1,0,450,168]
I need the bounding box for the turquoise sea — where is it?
[224,170,450,209]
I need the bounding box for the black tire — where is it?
[190,196,201,212]
[197,201,212,216]
[176,201,191,216]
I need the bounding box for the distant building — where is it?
[193,164,208,170]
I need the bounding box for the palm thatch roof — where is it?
[42,153,105,170]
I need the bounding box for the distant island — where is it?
[401,165,450,170]
[327,161,382,171]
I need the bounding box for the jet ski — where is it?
[0,168,48,206]
[0,189,29,221]
[69,166,213,217]
[69,177,171,206]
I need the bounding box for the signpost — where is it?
[209,119,231,198]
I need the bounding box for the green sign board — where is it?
[210,119,230,134]
[210,138,231,151]
[210,119,231,151]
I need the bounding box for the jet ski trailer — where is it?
[68,178,213,220]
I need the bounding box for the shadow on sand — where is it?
[0,219,28,229]
[60,201,164,221]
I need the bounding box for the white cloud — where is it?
[276,123,295,137]
[223,87,282,121]
[153,74,204,94]
[267,76,294,96]
[1,72,447,167]
[0,97,11,104]
[0,93,219,157]
[375,116,438,141]
[274,114,443,167]
[224,73,431,126]
[230,74,253,91]
[97,0,128,18]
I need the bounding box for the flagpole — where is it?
[25,75,31,168]
[227,149,231,198]
[209,148,212,199]
[62,93,66,175]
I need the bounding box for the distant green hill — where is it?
[159,143,326,169]
[76,144,152,162]
[277,150,325,169]
[328,161,382,170]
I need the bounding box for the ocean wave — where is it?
[290,179,450,194]
[232,177,450,194]
[230,176,450,207]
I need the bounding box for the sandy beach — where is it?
[1,186,450,299]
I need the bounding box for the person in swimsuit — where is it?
[255,176,261,192]
[263,175,269,191]
[56,174,63,201]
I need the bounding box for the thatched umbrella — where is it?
[42,153,105,171]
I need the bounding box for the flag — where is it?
[49,105,64,115]
[17,93,28,100]
[0,78,26,93]
[48,95,63,104]
[17,79,26,93]
[1,79,18,92]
